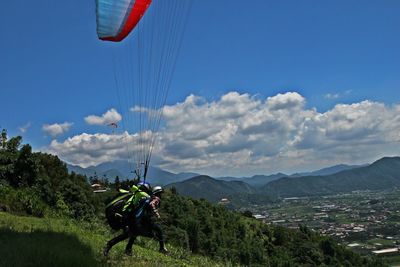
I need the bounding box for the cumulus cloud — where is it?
[47,91,400,176]
[42,122,73,137]
[84,108,122,126]
[47,131,158,168]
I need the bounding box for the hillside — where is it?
[263,157,400,197]
[166,175,256,202]
[0,212,222,267]
[1,193,386,267]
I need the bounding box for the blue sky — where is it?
[1,1,400,175]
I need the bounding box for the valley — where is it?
[244,189,400,265]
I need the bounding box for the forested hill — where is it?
[166,175,256,202]
[263,157,400,197]
[159,190,385,266]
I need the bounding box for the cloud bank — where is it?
[47,92,400,176]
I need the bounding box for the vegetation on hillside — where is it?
[159,191,385,266]
[0,129,102,219]
[0,212,223,267]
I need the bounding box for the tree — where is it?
[242,210,253,218]
[13,144,38,187]
[187,219,200,253]
[170,186,178,195]
[114,176,120,190]
[0,132,21,183]
[6,136,22,153]
[0,129,7,149]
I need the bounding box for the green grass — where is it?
[0,212,227,267]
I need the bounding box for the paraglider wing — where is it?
[96,0,152,42]
[95,0,192,181]
[108,122,118,128]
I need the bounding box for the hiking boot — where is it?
[159,246,168,254]
[125,249,133,256]
[103,244,111,256]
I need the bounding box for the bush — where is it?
[0,180,11,211]
[14,188,48,217]
[1,185,48,217]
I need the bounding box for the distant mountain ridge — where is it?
[290,163,367,177]
[161,157,400,203]
[67,159,370,188]
[263,157,400,197]
[67,160,200,185]
[215,164,365,186]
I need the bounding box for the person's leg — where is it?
[103,230,129,256]
[124,234,137,256]
[151,222,167,253]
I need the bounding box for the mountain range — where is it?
[263,157,400,197]
[67,160,365,187]
[65,157,400,204]
[168,157,400,203]
[67,161,199,185]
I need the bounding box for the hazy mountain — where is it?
[244,173,288,186]
[166,175,256,202]
[290,164,368,177]
[101,169,125,180]
[66,160,200,185]
[216,163,365,187]
[93,160,132,176]
[217,173,287,186]
[146,167,185,185]
[67,164,97,177]
[262,157,400,198]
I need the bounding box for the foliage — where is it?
[160,191,387,266]
[0,129,101,219]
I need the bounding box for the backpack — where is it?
[105,186,150,230]
[105,191,133,230]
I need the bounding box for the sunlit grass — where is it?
[0,212,226,267]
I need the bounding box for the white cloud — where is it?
[46,91,400,176]
[42,122,73,137]
[19,122,31,134]
[84,108,122,126]
[47,131,158,168]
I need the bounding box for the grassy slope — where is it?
[0,212,226,267]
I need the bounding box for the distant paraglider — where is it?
[95,0,192,182]
[107,122,118,134]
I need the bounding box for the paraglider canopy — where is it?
[96,0,152,42]
[95,0,192,181]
